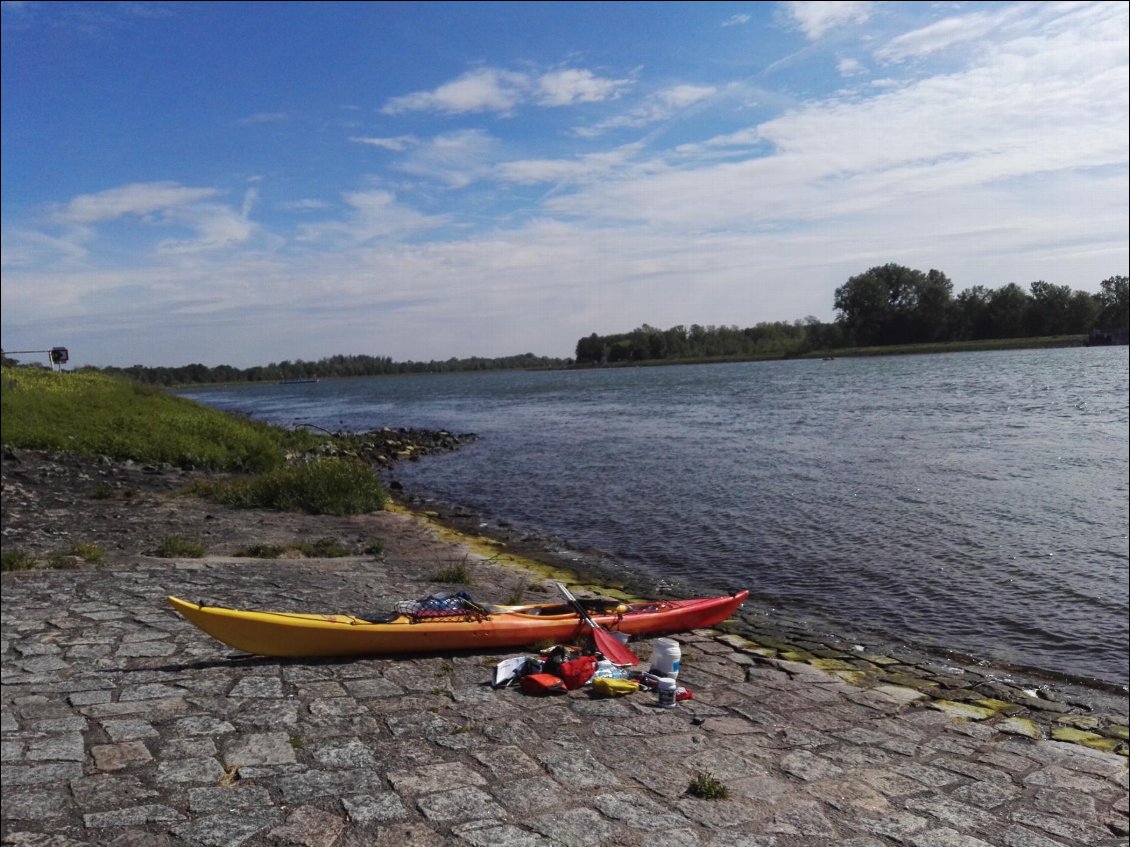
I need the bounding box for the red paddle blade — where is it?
[590,623,638,666]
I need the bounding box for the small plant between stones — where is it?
[154,535,207,558]
[431,559,473,584]
[686,771,730,800]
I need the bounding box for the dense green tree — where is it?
[1097,275,1129,331]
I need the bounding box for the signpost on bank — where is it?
[2,347,70,370]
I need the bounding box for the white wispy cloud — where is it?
[393,129,499,188]
[350,135,420,151]
[494,144,644,186]
[535,68,633,106]
[297,187,447,245]
[722,14,751,28]
[382,66,632,115]
[54,182,220,225]
[382,68,529,115]
[783,1,873,40]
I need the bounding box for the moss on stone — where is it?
[996,716,1041,739]
[929,700,998,721]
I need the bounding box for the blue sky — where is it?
[2,1,1127,368]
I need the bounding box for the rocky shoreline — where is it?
[3,446,1127,746]
[3,445,1129,846]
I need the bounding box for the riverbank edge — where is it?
[389,492,1129,757]
[3,443,1126,757]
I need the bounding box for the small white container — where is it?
[656,677,677,708]
[649,637,681,679]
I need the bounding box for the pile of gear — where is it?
[492,639,693,706]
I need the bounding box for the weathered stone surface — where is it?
[2,447,1127,847]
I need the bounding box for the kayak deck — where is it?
[167,590,748,658]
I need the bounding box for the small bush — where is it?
[233,544,284,559]
[297,537,351,558]
[431,560,473,584]
[89,482,116,500]
[686,771,730,800]
[68,543,104,565]
[154,535,206,558]
[205,458,388,516]
[364,540,385,557]
[1,550,38,571]
[48,552,81,570]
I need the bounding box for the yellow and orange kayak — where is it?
[167,591,748,658]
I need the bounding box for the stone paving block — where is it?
[26,732,86,762]
[169,807,284,846]
[101,718,159,742]
[70,774,159,809]
[528,806,621,847]
[222,731,297,767]
[1009,808,1118,843]
[276,769,386,804]
[765,799,837,836]
[230,699,298,729]
[681,748,763,782]
[473,744,542,779]
[160,738,218,760]
[999,824,1074,847]
[90,741,153,772]
[904,795,996,831]
[343,677,405,698]
[778,749,844,781]
[1032,786,1097,818]
[341,792,410,825]
[228,675,284,698]
[538,749,621,789]
[491,775,568,815]
[949,779,1023,809]
[388,761,487,794]
[155,756,226,785]
[268,804,346,847]
[416,786,507,822]
[31,716,89,732]
[187,784,274,813]
[907,827,997,847]
[675,796,767,829]
[3,786,74,821]
[450,821,557,847]
[83,804,186,828]
[847,810,929,840]
[310,736,380,768]
[594,790,687,828]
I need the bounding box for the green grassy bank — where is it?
[0,366,388,515]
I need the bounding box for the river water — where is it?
[179,347,1129,689]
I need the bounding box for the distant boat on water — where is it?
[277,377,319,385]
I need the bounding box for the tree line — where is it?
[82,352,569,387]
[574,268,1128,365]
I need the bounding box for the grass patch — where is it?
[154,535,206,558]
[431,560,473,584]
[364,540,385,557]
[1,550,38,572]
[232,544,285,559]
[233,537,381,559]
[190,458,387,516]
[2,366,388,518]
[686,771,730,800]
[1,366,321,472]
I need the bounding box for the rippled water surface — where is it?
[181,348,1130,687]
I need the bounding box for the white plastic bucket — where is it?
[649,638,681,679]
[656,677,677,708]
